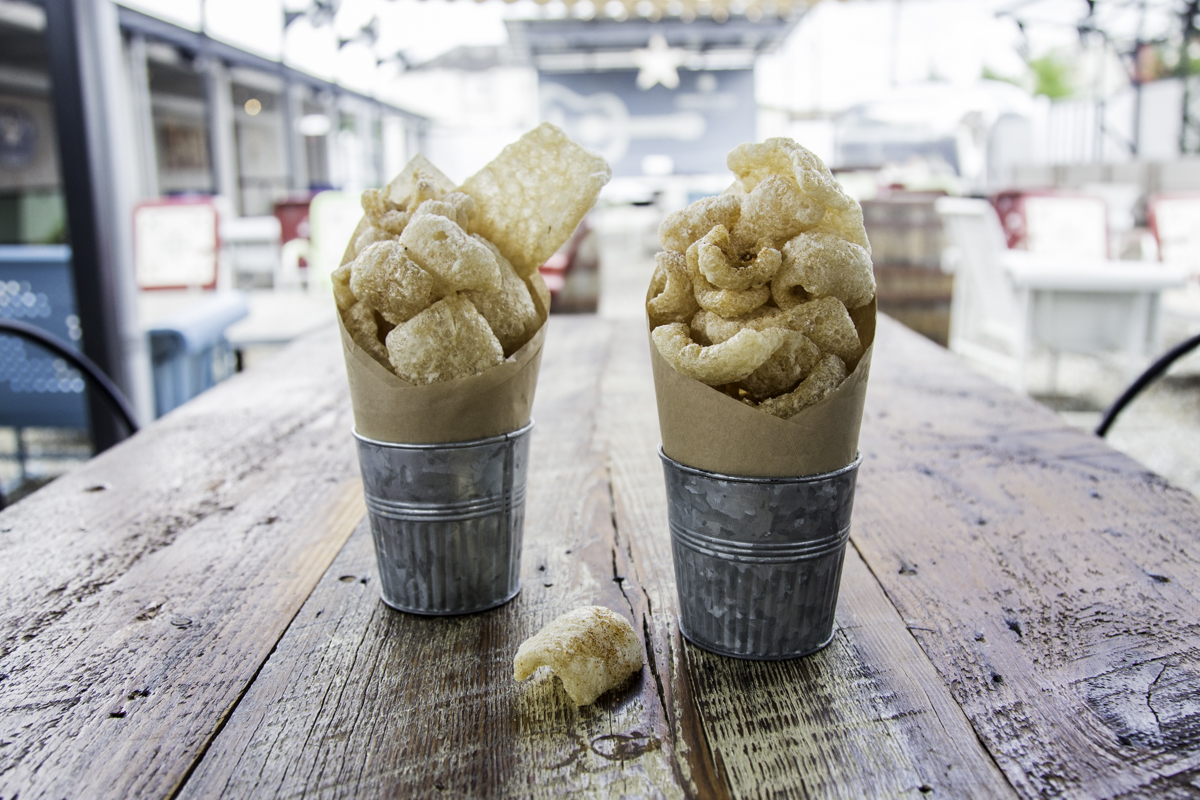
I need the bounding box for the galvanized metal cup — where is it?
[660,449,862,660]
[354,421,533,615]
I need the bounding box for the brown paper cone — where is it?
[338,313,545,444]
[649,300,875,478]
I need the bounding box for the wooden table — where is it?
[3,314,1199,798]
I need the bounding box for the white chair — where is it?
[936,197,1187,393]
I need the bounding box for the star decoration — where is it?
[633,34,687,90]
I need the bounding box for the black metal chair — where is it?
[0,318,139,508]
[1096,333,1200,437]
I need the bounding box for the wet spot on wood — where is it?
[588,731,659,761]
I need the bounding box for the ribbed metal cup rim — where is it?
[658,447,863,484]
[353,419,535,451]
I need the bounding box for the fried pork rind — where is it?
[383,153,457,208]
[647,250,699,327]
[350,223,390,263]
[331,263,356,311]
[349,241,435,325]
[652,322,787,386]
[399,214,502,295]
[385,294,503,385]
[786,297,864,367]
[727,138,870,253]
[658,193,742,254]
[695,225,781,291]
[461,123,612,278]
[686,239,771,317]
[756,354,847,419]
[689,307,783,344]
[344,301,390,365]
[776,232,875,310]
[414,191,476,230]
[462,237,540,355]
[731,175,824,252]
[741,331,822,401]
[513,606,643,707]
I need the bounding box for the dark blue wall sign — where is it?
[539,69,756,178]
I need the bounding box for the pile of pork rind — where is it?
[647,138,876,419]
[334,123,611,385]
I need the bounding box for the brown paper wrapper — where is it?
[649,300,875,478]
[338,313,545,444]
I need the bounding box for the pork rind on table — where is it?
[513,606,644,706]
[335,124,611,384]
[648,138,874,419]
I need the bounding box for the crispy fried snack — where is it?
[647,137,875,414]
[695,225,781,291]
[462,236,540,356]
[414,191,476,231]
[331,263,356,311]
[399,214,502,295]
[349,241,435,325]
[344,301,390,365]
[652,323,787,385]
[382,153,457,209]
[728,138,870,254]
[348,224,390,263]
[686,239,771,317]
[461,123,611,278]
[776,231,875,310]
[647,250,699,327]
[731,175,824,252]
[756,354,847,418]
[786,297,864,367]
[340,127,606,384]
[513,606,643,706]
[385,294,504,385]
[658,193,742,254]
[741,331,822,401]
[689,307,784,344]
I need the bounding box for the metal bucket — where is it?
[354,421,532,615]
[661,449,861,660]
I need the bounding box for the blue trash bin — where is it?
[148,292,249,418]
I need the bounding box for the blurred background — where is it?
[0,0,1197,501]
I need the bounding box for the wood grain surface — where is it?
[0,322,364,798]
[598,323,1014,800]
[855,316,1200,799]
[2,312,1196,799]
[177,318,685,798]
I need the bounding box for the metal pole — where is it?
[42,0,152,451]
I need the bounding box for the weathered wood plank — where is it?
[853,316,1200,798]
[596,322,1016,799]
[177,317,687,798]
[0,323,365,798]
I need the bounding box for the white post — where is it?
[204,57,240,216]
